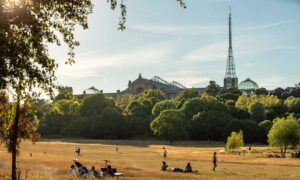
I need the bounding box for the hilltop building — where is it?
[239,78,259,95]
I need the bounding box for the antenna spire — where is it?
[224,7,238,89]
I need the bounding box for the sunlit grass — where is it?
[0,139,300,179]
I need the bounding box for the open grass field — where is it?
[0,139,300,180]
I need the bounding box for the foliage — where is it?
[226,130,244,150]
[115,93,134,111]
[249,102,266,122]
[181,95,226,121]
[268,114,300,157]
[217,88,242,102]
[284,96,300,114]
[136,89,166,105]
[0,91,38,153]
[150,110,188,142]
[254,88,269,96]
[80,93,114,116]
[204,81,221,97]
[191,111,232,141]
[258,120,272,143]
[224,119,259,143]
[175,89,199,108]
[272,87,285,99]
[152,100,176,118]
[123,99,153,137]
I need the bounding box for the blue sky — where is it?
[50,0,300,94]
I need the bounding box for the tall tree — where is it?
[204,81,222,97]
[0,0,185,178]
[151,109,188,143]
[268,114,300,157]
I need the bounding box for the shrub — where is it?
[226,130,244,150]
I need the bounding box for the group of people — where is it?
[68,160,99,178]
[161,161,195,173]
[68,159,117,178]
[162,147,218,172]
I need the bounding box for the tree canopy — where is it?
[268,114,300,157]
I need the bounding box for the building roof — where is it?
[238,78,259,90]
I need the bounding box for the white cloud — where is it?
[56,42,174,78]
[162,69,211,88]
[184,41,228,62]
[130,18,300,35]
[256,75,294,89]
[130,25,226,35]
[183,38,300,62]
[237,19,300,31]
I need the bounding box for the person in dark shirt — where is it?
[212,152,218,171]
[161,161,168,171]
[185,162,192,172]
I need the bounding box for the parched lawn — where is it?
[0,139,299,179]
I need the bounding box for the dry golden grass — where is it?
[0,139,300,180]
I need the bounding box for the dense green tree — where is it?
[136,89,166,105]
[152,100,177,118]
[204,81,222,97]
[268,114,300,157]
[225,100,250,119]
[151,109,188,143]
[124,99,153,137]
[224,119,260,143]
[175,89,199,108]
[272,87,285,99]
[182,95,227,121]
[80,93,114,116]
[90,107,125,139]
[254,88,269,96]
[249,102,266,122]
[191,111,232,140]
[284,96,300,114]
[258,120,272,143]
[217,88,242,102]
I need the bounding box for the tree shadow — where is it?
[39,138,225,148]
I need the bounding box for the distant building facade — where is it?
[238,78,259,95]
[124,73,187,99]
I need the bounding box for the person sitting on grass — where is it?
[184,162,192,173]
[106,165,114,177]
[161,161,168,171]
[68,165,77,175]
[87,166,99,178]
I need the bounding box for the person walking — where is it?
[163,147,167,159]
[212,152,218,171]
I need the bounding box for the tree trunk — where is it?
[11,95,20,180]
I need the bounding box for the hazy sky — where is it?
[50,0,300,94]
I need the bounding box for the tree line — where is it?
[35,81,300,144]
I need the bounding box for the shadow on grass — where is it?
[39,138,226,148]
